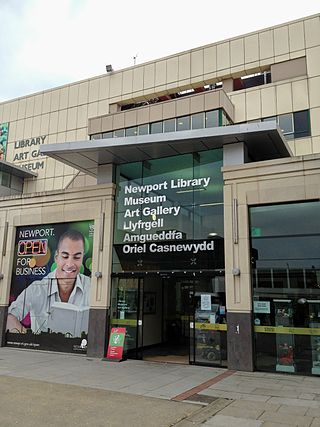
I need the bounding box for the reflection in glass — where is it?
[250,201,320,375]
[138,124,149,135]
[205,110,219,128]
[163,119,175,133]
[102,131,113,138]
[150,121,163,134]
[125,126,138,136]
[113,149,224,272]
[114,129,125,138]
[278,113,293,135]
[191,113,204,129]
[176,116,190,131]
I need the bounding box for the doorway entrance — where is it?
[110,273,227,367]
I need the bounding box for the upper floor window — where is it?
[262,110,310,140]
[90,108,233,140]
[119,83,223,112]
[233,71,271,91]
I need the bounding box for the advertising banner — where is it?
[0,122,9,160]
[6,220,94,353]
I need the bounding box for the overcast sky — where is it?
[0,0,319,102]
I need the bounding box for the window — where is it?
[0,171,11,188]
[163,119,175,133]
[191,113,204,129]
[262,116,276,122]
[125,127,138,137]
[278,114,294,139]
[205,110,219,128]
[90,108,230,140]
[113,149,224,273]
[176,116,190,131]
[102,132,113,139]
[114,129,125,138]
[260,110,310,140]
[221,110,232,126]
[120,84,223,111]
[250,201,320,375]
[293,110,310,138]
[150,121,163,134]
[233,71,271,91]
[138,124,149,135]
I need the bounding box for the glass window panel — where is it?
[262,116,277,122]
[176,116,190,131]
[255,269,273,288]
[191,113,204,129]
[138,124,149,135]
[250,202,320,237]
[221,110,232,126]
[125,126,138,137]
[278,113,293,135]
[90,133,102,140]
[1,172,11,187]
[114,129,125,138]
[251,236,319,261]
[163,119,175,133]
[150,121,163,134]
[110,278,139,353]
[193,150,223,206]
[113,149,225,272]
[102,131,113,138]
[142,154,194,207]
[251,201,320,376]
[193,204,224,240]
[294,110,310,138]
[205,110,219,128]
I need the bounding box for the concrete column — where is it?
[223,142,248,166]
[97,164,115,185]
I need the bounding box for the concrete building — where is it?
[0,13,320,375]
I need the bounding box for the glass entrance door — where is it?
[162,276,193,363]
[190,275,227,367]
[110,277,143,359]
[110,273,227,366]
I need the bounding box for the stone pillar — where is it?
[227,311,254,371]
[86,172,116,358]
[223,161,254,371]
[0,306,8,346]
[87,308,110,358]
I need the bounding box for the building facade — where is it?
[0,13,320,375]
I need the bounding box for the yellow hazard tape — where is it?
[254,326,320,335]
[110,319,137,326]
[195,323,227,331]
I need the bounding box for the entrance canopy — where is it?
[40,122,292,177]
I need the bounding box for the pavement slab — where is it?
[0,348,320,427]
[0,375,199,427]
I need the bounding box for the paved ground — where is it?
[0,347,320,426]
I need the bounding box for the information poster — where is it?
[106,327,126,360]
[6,220,94,353]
